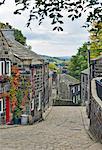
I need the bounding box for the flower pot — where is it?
[21,114,28,125]
[14,118,19,124]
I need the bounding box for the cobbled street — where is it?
[0,107,102,150]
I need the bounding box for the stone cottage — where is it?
[80,68,89,105]
[58,74,80,105]
[0,29,49,124]
[81,54,102,105]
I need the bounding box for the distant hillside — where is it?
[57,56,71,60]
[41,55,71,63]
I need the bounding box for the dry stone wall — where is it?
[90,78,102,142]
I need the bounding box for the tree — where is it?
[68,43,88,79]
[0,0,102,31]
[89,21,102,58]
[49,63,57,70]
[14,29,26,45]
[68,21,102,79]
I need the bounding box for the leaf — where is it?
[49,13,54,18]
[39,21,42,25]
[15,0,20,2]
[65,6,68,9]
[77,5,83,9]
[57,13,63,18]
[53,27,58,31]
[58,27,63,31]
[51,20,57,25]
[79,13,81,17]
[75,10,78,14]
[74,15,78,19]
[27,22,30,27]
[72,17,74,21]
[14,10,21,15]
[0,0,5,5]
[76,1,81,5]
[44,10,47,16]
[68,9,73,12]
[68,14,73,18]
[58,20,64,24]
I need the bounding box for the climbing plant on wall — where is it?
[10,65,31,117]
[10,66,20,113]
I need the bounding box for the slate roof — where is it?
[60,74,80,85]
[0,29,43,64]
[0,30,13,59]
[7,39,42,61]
[0,30,10,51]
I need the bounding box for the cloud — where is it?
[0,0,89,56]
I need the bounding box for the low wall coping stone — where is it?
[91,77,102,107]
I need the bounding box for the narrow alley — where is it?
[0,106,102,150]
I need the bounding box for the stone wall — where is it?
[80,73,88,105]
[90,78,102,142]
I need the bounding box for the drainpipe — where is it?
[87,48,91,118]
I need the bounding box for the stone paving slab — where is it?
[0,106,102,150]
[0,125,20,129]
[0,106,52,129]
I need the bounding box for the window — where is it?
[78,85,80,91]
[5,61,11,76]
[6,62,9,74]
[38,92,41,111]
[31,99,34,111]
[0,61,5,75]
[73,87,75,93]
[0,101,1,112]
[5,51,8,54]
[1,62,4,75]
[0,99,3,113]
[83,76,84,82]
[0,61,11,76]
[73,96,75,103]
[3,99,5,111]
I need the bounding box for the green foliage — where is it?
[90,21,102,58]
[16,90,23,108]
[14,29,26,45]
[68,43,88,79]
[12,90,23,119]
[68,24,102,78]
[0,22,12,29]
[49,63,57,71]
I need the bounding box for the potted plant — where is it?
[13,107,22,124]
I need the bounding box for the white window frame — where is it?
[78,85,80,91]
[0,61,5,76]
[38,92,41,111]
[73,87,75,93]
[31,99,34,111]
[5,61,11,76]
[0,99,3,113]
[0,61,11,76]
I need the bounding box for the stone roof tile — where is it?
[60,74,80,85]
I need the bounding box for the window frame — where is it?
[0,61,5,75]
[0,60,11,76]
[31,99,34,111]
[5,61,11,76]
[0,99,3,113]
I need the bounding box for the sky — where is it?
[0,0,90,57]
